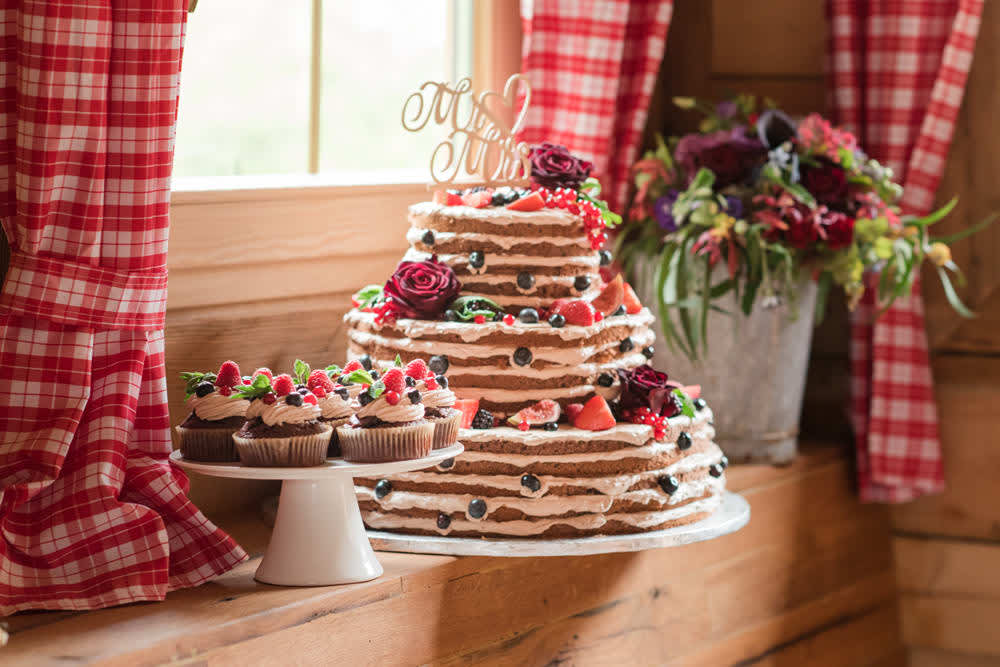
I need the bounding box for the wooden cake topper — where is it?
[402,74,533,190]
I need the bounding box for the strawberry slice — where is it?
[572,395,616,431]
[591,275,625,315]
[622,282,643,314]
[433,190,464,206]
[506,191,545,212]
[461,190,493,208]
[454,399,480,429]
[552,299,595,326]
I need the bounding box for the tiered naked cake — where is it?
[345,184,727,538]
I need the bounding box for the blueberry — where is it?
[548,313,566,328]
[468,251,485,269]
[677,431,692,450]
[574,275,591,291]
[597,372,614,387]
[543,421,559,431]
[658,475,680,494]
[619,337,634,353]
[429,355,449,374]
[493,311,505,322]
[513,347,533,367]
[468,499,487,519]
[359,392,374,407]
[709,464,724,478]
[521,474,542,492]
[374,479,392,499]
[719,455,729,470]
[518,308,539,324]
[599,249,613,266]
[359,354,373,371]
[439,457,455,470]
[296,384,307,390]
[297,387,310,395]
[369,370,379,380]
[408,390,422,404]
[335,388,349,399]
[285,393,303,406]
[444,309,459,321]
[437,513,452,530]
[194,381,215,397]
[693,397,707,411]
[435,374,448,388]
[421,230,435,245]
[612,304,626,316]
[516,272,535,290]
[405,375,416,387]
[642,345,655,359]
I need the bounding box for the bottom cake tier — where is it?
[355,407,727,538]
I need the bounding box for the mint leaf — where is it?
[448,295,503,321]
[353,284,384,309]
[672,388,696,418]
[180,371,216,398]
[235,373,273,400]
[346,368,374,386]
[394,354,403,368]
[368,380,385,400]
[293,359,310,385]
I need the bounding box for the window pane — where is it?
[318,1,473,175]
[174,0,311,178]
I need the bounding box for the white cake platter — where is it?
[367,491,749,557]
[171,443,463,587]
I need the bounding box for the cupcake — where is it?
[175,361,250,461]
[406,359,460,449]
[303,364,354,457]
[332,357,376,399]
[232,373,332,467]
[336,366,433,463]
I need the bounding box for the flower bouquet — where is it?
[618,96,992,462]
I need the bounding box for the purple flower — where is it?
[716,100,739,119]
[674,128,766,187]
[724,195,743,219]
[654,190,681,232]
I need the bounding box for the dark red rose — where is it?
[383,256,461,319]
[802,163,848,207]
[617,365,679,416]
[772,201,822,250]
[674,128,766,187]
[529,142,594,190]
[821,211,855,250]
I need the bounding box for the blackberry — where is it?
[468,251,485,269]
[358,392,374,407]
[334,388,349,399]
[194,381,215,397]
[518,307,539,323]
[471,408,494,429]
[285,393,303,407]
[421,230,435,245]
[574,275,591,291]
[599,249,613,266]
[359,354,374,371]
[516,272,535,290]
[548,313,566,328]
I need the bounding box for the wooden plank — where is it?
[894,536,1000,598]
[910,648,1000,667]
[890,356,1000,541]
[900,595,1000,657]
[709,76,827,116]
[711,0,825,76]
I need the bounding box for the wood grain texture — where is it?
[894,536,1000,598]
[711,0,825,76]
[910,648,1000,667]
[900,596,1000,657]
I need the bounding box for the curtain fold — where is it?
[0,0,245,615]
[518,0,673,212]
[828,0,983,502]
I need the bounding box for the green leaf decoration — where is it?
[902,197,958,228]
[448,295,503,321]
[180,371,216,398]
[235,373,273,401]
[293,359,310,385]
[346,368,375,386]
[368,380,386,400]
[930,211,999,244]
[672,388,696,418]
[936,266,975,318]
[324,363,342,377]
[353,284,384,309]
[394,354,403,368]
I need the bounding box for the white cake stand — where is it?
[367,491,749,557]
[170,443,463,586]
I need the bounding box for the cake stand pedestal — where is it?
[367,491,749,557]
[170,443,463,586]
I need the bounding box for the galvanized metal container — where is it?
[633,259,817,464]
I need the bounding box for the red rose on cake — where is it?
[617,365,681,417]
[528,142,594,191]
[383,256,461,319]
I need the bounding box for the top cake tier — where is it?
[404,202,604,311]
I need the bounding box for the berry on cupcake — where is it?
[408,359,460,449]
[175,360,250,461]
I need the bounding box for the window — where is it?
[174,0,474,183]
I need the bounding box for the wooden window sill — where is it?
[4,440,905,666]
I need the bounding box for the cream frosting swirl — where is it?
[186,392,249,422]
[317,392,354,420]
[246,397,321,426]
[416,379,455,410]
[357,393,425,423]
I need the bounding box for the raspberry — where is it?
[594,311,604,322]
[474,314,486,324]
[343,360,363,373]
[302,393,318,406]
[216,360,241,388]
[381,368,405,393]
[384,390,400,405]
[272,374,295,396]
[518,419,530,431]
[405,359,429,379]
[312,386,327,398]
[307,369,334,392]
[262,392,277,405]
[218,386,232,397]
[503,314,515,326]
[253,367,273,380]
[424,376,438,391]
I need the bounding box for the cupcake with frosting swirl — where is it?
[306,366,354,457]
[176,360,251,461]
[232,373,332,467]
[336,365,433,463]
[408,359,460,449]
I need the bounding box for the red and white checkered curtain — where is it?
[0,1,246,614]
[518,0,673,212]
[828,0,983,502]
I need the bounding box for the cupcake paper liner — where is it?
[427,411,461,449]
[322,416,352,457]
[233,426,332,467]
[175,425,240,462]
[337,421,434,463]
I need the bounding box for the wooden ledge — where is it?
[3,442,904,666]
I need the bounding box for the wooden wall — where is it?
[647,1,1000,665]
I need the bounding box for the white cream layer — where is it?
[406,226,590,252]
[409,201,579,227]
[402,248,600,269]
[247,399,321,426]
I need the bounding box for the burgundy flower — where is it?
[528,142,594,190]
[785,212,821,249]
[383,256,461,319]
[821,211,855,250]
[617,365,679,417]
[674,128,766,187]
[801,163,848,207]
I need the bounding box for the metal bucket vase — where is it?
[633,258,818,464]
